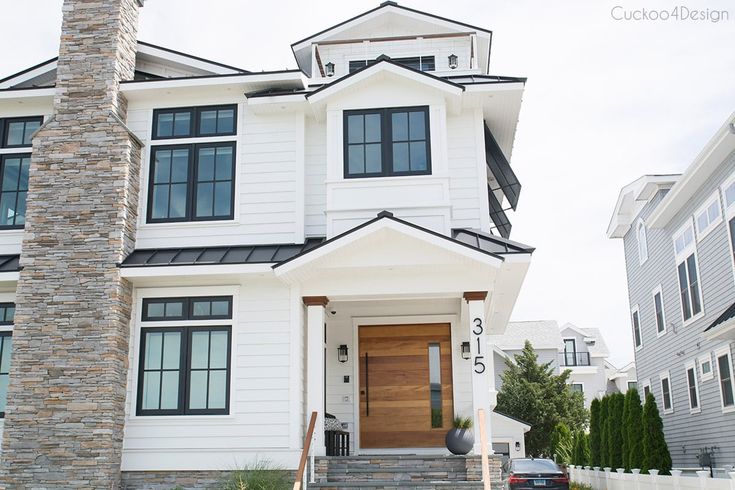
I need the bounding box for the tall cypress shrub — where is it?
[573,431,589,467]
[600,396,610,467]
[642,393,672,475]
[626,389,644,471]
[608,393,625,469]
[589,398,601,467]
[622,390,631,471]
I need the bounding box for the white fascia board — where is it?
[120,71,307,94]
[120,263,273,279]
[648,113,735,228]
[0,87,55,101]
[0,60,57,90]
[306,63,463,105]
[493,411,531,431]
[136,43,241,75]
[246,94,308,106]
[274,218,503,277]
[704,317,735,342]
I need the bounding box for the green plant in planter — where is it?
[453,416,473,429]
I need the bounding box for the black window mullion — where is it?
[206,330,212,410]
[383,109,391,176]
[180,326,190,415]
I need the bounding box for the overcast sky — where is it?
[2,0,734,366]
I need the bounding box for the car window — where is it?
[511,459,561,473]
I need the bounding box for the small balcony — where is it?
[560,352,591,367]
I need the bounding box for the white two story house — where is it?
[0,1,534,485]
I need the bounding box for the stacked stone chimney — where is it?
[0,0,142,486]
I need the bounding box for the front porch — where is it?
[273,212,534,458]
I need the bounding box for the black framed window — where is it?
[686,366,699,410]
[661,376,672,411]
[632,309,642,348]
[0,154,30,229]
[653,291,665,334]
[344,106,430,178]
[0,303,15,325]
[137,326,231,416]
[0,331,11,418]
[718,351,735,408]
[348,56,435,73]
[1,116,43,148]
[152,105,237,140]
[147,142,235,223]
[142,296,232,322]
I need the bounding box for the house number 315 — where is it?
[472,317,485,374]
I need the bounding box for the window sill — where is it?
[139,219,239,229]
[689,408,701,414]
[682,311,706,328]
[701,374,714,382]
[128,413,236,423]
[656,329,667,338]
[663,409,674,415]
[721,405,735,414]
[696,219,723,242]
[326,174,443,185]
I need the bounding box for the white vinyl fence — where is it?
[569,465,735,490]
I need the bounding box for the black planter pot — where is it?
[445,428,474,455]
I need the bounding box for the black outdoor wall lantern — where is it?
[338,344,349,363]
[461,341,471,360]
[448,54,458,70]
[325,62,335,77]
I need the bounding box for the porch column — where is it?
[464,291,494,454]
[304,296,328,456]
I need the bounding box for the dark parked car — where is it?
[505,458,569,490]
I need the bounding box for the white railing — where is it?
[569,465,735,490]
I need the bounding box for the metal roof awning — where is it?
[704,301,735,342]
[485,123,521,210]
[120,238,325,268]
[487,187,512,239]
[452,228,534,255]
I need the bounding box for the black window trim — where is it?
[1,116,44,149]
[0,330,11,418]
[343,106,432,179]
[348,56,436,73]
[0,153,32,230]
[142,296,233,322]
[136,325,232,416]
[146,141,237,224]
[151,104,238,140]
[0,302,15,325]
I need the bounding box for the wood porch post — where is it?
[304,296,329,456]
[464,291,495,455]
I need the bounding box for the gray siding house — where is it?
[608,113,735,470]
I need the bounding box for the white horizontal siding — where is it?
[304,118,327,237]
[447,111,483,230]
[129,102,301,249]
[121,279,296,471]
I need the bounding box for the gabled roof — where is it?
[559,323,610,358]
[607,174,679,239]
[305,56,464,104]
[291,1,493,75]
[0,41,249,90]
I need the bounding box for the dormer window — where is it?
[348,56,436,74]
[344,107,431,178]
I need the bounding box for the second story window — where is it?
[0,302,15,418]
[694,192,722,240]
[348,56,436,73]
[0,155,30,228]
[673,221,702,323]
[1,117,42,148]
[344,107,430,178]
[653,286,666,335]
[148,104,237,224]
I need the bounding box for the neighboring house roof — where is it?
[559,323,610,358]
[646,112,735,228]
[120,239,325,268]
[488,320,562,351]
[494,410,532,431]
[606,174,679,239]
[705,301,735,333]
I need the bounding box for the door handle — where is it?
[364,352,369,416]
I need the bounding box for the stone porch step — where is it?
[308,481,486,490]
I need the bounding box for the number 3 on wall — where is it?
[472,317,483,335]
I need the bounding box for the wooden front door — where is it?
[358,324,454,448]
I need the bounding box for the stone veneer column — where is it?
[0,0,142,487]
